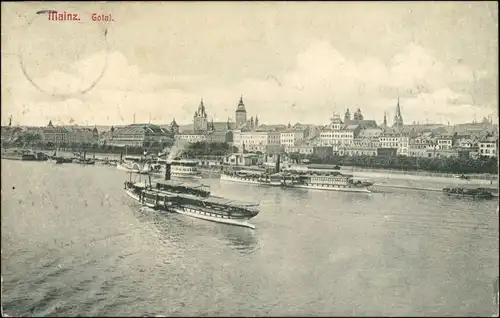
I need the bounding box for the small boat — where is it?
[76,158,95,165]
[53,157,73,163]
[454,174,471,180]
[442,187,494,199]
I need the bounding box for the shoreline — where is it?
[340,166,497,181]
[3,149,497,183]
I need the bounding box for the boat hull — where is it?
[220,173,281,186]
[125,189,255,229]
[150,171,202,179]
[117,163,149,174]
[443,192,494,200]
[286,183,371,193]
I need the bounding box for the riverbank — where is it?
[12,149,498,181]
[341,168,498,187]
[341,166,497,181]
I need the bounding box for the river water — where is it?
[1,160,499,316]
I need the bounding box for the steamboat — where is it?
[117,156,150,174]
[220,155,284,186]
[149,158,202,179]
[442,187,495,199]
[281,166,374,193]
[124,163,259,229]
[220,155,373,193]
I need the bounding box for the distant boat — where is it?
[442,187,494,199]
[454,174,471,180]
[76,158,95,165]
[1,149,46,161]
[117,156,149,173]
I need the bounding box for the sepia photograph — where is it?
[1,1,499,316]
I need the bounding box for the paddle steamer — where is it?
[124,163,260,228]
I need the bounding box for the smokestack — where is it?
[275,154,280,173]
[165,163,171,181]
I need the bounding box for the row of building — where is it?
[173,96,498,159]
[1,120,175,149]
[2,96,498,159]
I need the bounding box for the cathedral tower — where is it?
[193,98,208,132]
[235,95,247,129]
[392,97,404,129]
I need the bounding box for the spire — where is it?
[199,98,205,116]
[48,119,53,127]
[396,96,401,117]
[255,115,259,128]
[236,95,246,113]
[383,112,387,127]
[393,97,404,129]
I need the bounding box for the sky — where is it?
[1,1,498,127]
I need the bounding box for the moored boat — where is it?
[220,169,283,186]
[220,155,283,186]
[442,187,494,199]
[117,156,149,173]
[76,158,95,165]
[124,163,260,228]
[1,149,47,161]
[454,174,471,180]
[282,171,373,193]
[149,158,202,179]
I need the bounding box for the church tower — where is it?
[193,98,208,132]
[344,108,351,123]
[235,95,247,129]
[353,108,364,121]
[392,97,404,130]
[255,116,259,129]
[170,118,179,134]
[383,112,388,128]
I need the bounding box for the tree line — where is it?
[300,153,498,174]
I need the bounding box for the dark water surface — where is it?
[1,160,498,316]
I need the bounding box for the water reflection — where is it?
[133,206,259,254]
[211,223,259,254]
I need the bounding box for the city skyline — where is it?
[1,2,498,127]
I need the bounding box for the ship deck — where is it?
[141,187,259,209]
[155,179,209,190]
